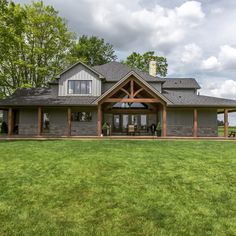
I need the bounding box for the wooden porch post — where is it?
[130,80,134,98]
[97,104,101,136]
[67,107,71,136]
[193,108,198,137]
[37,107,42,136]
[224,109,228,138]
[8,108,13,135]
[162,105,167,137]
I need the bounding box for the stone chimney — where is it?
[149,60,157,77]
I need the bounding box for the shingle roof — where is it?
[93,61,166,82]
[163,78,200,89]
[0,88,98,107]
[164,91,236,107]
[1,88,236,108]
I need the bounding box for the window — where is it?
[71,112,92,122]
[43,112,50,130]
[140,115,147,130]
[68,80,92,94]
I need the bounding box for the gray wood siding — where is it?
[149,83,162,92]
[58,64,101,96]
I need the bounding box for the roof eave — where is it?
[167,104,236,108]
[0,104,98,107]
[163,86,201,89]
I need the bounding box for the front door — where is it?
[113,114,148,134]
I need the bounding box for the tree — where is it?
[123,51,168,77]
[0,0,75,96]
[217,120,224,126]
[71,35,117,66]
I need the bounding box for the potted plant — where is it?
[156,122,162,137]
[102,122,108,136]
[0,121,8,134]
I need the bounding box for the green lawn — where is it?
[0,140,235,236]
[218,126,236,137]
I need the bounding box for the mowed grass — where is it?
[218,126,236,137]
[0,140,235,236]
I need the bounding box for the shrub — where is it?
[1,121,8,134]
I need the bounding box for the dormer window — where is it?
[68,80,92,95]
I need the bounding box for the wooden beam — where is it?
[132,77,163,100]
[103,79,131,100]
[8,108,13,135]
[162,106,167,137]
[104,98,161,103]
[130,80,134,98]
[97,104,101,136]
[120,88,130,97]
[133,88,144,98]
[67,107,71,136]
[37,107,42,136]
[224,109,228,138]
[193,108,198,137]
[135,93,158,110]
[103,109,155,114]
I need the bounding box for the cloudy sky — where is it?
[15,0,236,122]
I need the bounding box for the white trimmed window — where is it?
[68,80,92,95]
[71,112,92,122]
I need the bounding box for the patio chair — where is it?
[228,131,236,137]
[128,124,135,135]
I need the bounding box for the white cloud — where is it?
[218,45,236,70]
[176,1,205,26]
[32,0,205,53]
[201,45,236,71]
[202,56,220,70]
[181,43,202,63]
[211,8,223,14]
[211,80,236,99]
[203,79,236,99]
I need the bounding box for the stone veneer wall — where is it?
[71,110,98,136]
[166,108,218,137]
[18,107,98,136]
[17,107,218,137]
[19,109,38,135]
[166,108,193,137]
[43,108,68,136]
[197,109,218,137]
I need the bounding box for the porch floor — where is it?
[0,135,235,141]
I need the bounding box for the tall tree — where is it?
[71,35,117,66]
[0,0,75,96]
[123,51,168,77]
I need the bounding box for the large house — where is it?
[0,61,236,137]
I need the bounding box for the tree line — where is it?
[0,0,168,97]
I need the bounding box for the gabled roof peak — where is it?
[56,61,105,79]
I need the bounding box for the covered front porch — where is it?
[96,72,167,137]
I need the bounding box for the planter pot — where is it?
[102,129,107,136]
[156,130,162,137]
[107,129,110,136]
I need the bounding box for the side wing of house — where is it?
[58,63,102,97]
